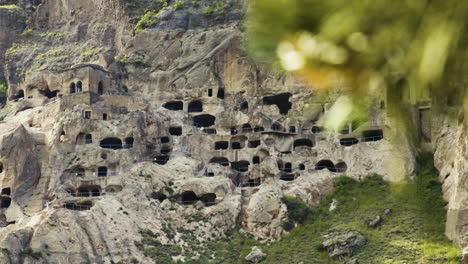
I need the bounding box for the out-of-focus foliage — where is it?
[246,0,468,129]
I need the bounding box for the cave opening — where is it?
[77,188,90,197]
[248,140,261,148]
[154,155,170,165]
[253,156,260,164]
[316,160,336,172]
[231,127,238,135]
[231,142,242,149]
[217,88,225,99]
[263,93,292,114]
[208,89,213,97]
[13,90,24,100]
[299,164,305,170]
[41,87,58,99]
[160,137,170,143]
[91,188,101,197]
[98,167,108,177]
[362,130,384,142]
[252,126,263,133]
[188,101,203,113]
[214,141,229,150]
[169,127,182,136]
[77,81,83,93]
[231,160,250,172]
[284,162,292,173]
[100,138,123,149]
[151,192,167,202]
[200,193,216,206]
[181,191,198,205]
[74,167,85,177]
[246,178,261,187]
[69,83,76,94]
[289,126,296,133]
[271,123,283,131]
[340,138,359,146]
[163,101,183,111]
[293,139,314,150]
[98,81,104,95]
[209,157,229,166]
[280,174,295,181]
[193,114,215,127]
[242,123,252,133]
[85,134,93,144]
[240,102,249,113]
[1,188,11,196]
[311,126,322,134]
[335,161,348,173]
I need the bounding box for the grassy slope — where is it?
[139,153,461,263]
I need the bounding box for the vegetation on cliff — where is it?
[136,153,460,263]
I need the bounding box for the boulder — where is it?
[322,230,366,259]
[365,215,382,228]
[245,246,266,263]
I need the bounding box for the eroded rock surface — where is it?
[0,0,462,263]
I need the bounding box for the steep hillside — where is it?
[0,0,465,263]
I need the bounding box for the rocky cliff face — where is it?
[433,109,468,248]
[0,0,463,263]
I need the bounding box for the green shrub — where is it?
[174,0,184,10]
[281,196,311,224]
[281,220,294,231]
[203,6,214,16]
[134,11,159,33]
[0,80,7,105]
[191,1,198,7]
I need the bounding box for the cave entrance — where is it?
[169,127,182,136]
[293,139,313,150]
[231,160,250,172]
[248,140,261,148]
[254,126,265,132]
[209,157,229,166]
[263,93,292,114]
[253,156,260,164]
[188,101,203,113]
[335,161,348,173]
[311,126,322,134]
[13,90,24,100]
[1,188,11,196]
[214,141,229,150]
[246,178,261,187]
[69,83,76,94]
[100,138,123,149]
[271,123,283,131]
[193,114,215,127]
[124,137,134,148]
[98,167,108,177]
[41,88,58,99]
[154,155,170,165]
[316,160,336,172]
[362,130,383,142]
[340,138,359,146]
[217,88,225,99]
[98,81,104,95]
[77,81,83,93]
[181,191,198,205]
[163,101,183,111]
[151,192,167,202]
[242,124,252,133]
[200,193,216,206]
